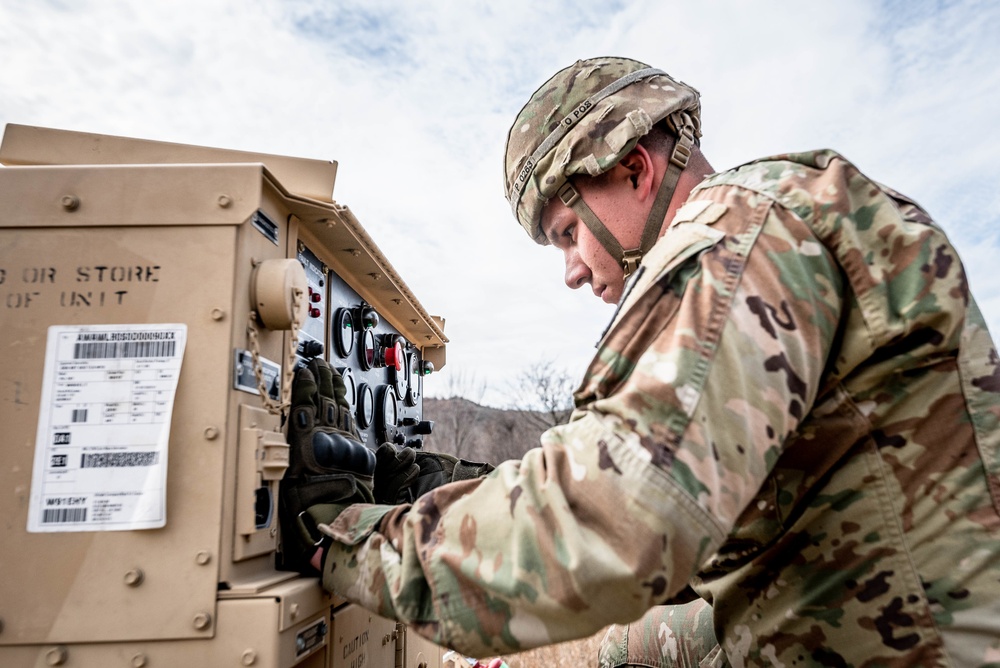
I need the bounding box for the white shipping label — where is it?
[27,324,188,532]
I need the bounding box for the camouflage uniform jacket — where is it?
[321,150,1000,666]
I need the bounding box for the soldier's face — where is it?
[540,172,642,304]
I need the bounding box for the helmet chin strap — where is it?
[554,118,695,279]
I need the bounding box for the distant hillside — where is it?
[420,397,556,465]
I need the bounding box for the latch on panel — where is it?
[258,429,289,481]
[235,404,289,558]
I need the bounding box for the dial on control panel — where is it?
[338,367,356,411]
[377,385,402,445]
[333,308,355,359]
[356,383,375,430]
[359,329,377,371]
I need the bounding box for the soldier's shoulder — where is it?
[697,149,858,191]
[692,149,876,224]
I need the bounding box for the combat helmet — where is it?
[504,57,701,277]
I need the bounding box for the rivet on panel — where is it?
[211,307,226,321]
[392,299,401,305]
[196,550,212,565]
[60,195,80,211]
[368,273,381,281]
[241,649,258,665]
[218,194,233,208]
[204,426,220,440]
[45,646,68,665]
[131,653,148,667]
[193,612,212,630]
[124,569,144,587]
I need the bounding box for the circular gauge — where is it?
[333,308,355,358]
[356,383,374,430]
[404,353,420,406]
[377,385,399,444]
[388,339,409,399]
[391,362,408,401]
[338,367,357,410]
[359,329,376,371]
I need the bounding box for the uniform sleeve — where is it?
[320,183,845,656]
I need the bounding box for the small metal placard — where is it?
[233,349,280,399]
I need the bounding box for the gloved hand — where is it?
[373,442,495,504]
[279,358,375,573]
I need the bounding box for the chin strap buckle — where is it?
[622,249,643,279]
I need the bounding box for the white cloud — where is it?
[2,0,998,407]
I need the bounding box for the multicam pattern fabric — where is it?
[599,599,723,668]
[321,150,1000,666]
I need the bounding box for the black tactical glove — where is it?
[373,442,495,505]
[279,358,375,573]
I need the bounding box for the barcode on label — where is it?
[42,507,87,523]
[73,340,176,360]
[81,451,159,468]
[72,409,88,423]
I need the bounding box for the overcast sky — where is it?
[2,0,998,406]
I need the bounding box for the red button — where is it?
[309,307,321,318]
[384,341,404,371]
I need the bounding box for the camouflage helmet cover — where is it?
[504,57,702,244]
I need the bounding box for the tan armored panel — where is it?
[0,126,446,668]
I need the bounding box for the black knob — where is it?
[412,420,434,435]
[298,340,324,358]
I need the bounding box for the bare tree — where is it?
[505,360,576,430]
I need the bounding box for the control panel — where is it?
[295,244,434,449]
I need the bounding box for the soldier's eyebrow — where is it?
[542,215,560,246]
[545,226,559,246]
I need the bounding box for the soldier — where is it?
[301,57,1000,666]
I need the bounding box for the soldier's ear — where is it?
[617,144,656,200]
